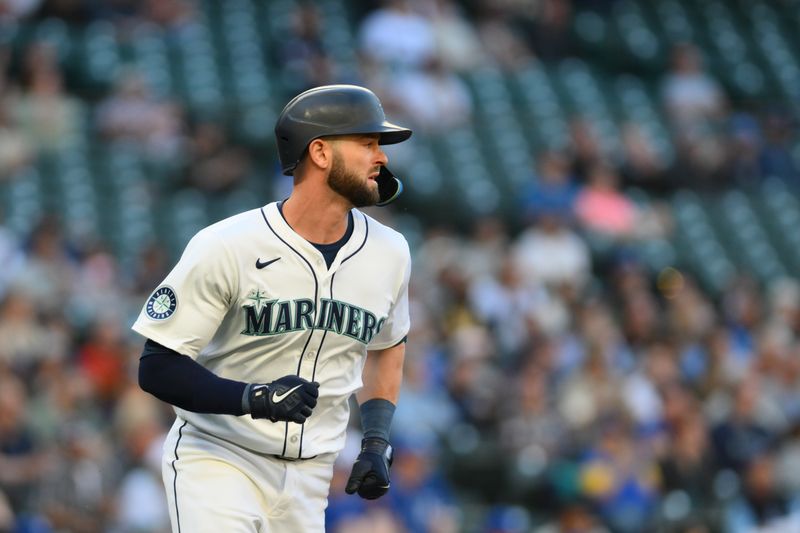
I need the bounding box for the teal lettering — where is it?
[241,302,275,335]
[241,296,381,344]
[295,299,314,330]
[360,311,377,344]
[315,299,331,329]
[326,300,346,334]
[345,305,362,340]
[274,301,293,333]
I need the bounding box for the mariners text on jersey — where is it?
[241,296,385,344]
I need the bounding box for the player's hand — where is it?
[345,437,393,500]
[248,375,319,423]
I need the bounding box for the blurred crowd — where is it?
[0,0,799,532]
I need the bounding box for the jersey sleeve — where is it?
[368,241,411,351]
[131,228,237,358]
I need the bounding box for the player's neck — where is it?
[281,190,351,245]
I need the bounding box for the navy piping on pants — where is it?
[171,420,188,533]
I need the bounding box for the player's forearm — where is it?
[138,339,248,415]
[356,344,404,440]
[357,342,405,404]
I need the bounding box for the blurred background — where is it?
[1,0,800,531]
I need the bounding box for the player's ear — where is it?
[306,138,333,171]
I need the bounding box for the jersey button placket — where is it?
[301,350,316,373]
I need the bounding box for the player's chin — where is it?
[358,179,380,204]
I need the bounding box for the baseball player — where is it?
[132,85,412,532]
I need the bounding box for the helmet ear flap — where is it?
[375,166,403,206]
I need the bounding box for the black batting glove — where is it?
[345,437,394,500]
[248,375,319,423]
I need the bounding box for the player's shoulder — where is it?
[200,206,269,242]
[357,209,410,259]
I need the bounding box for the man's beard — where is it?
[327,151,380,208]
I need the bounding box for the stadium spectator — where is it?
[528,0,576,62]
[723,452,799,532]
[577,416,661,533]
[384,436,459,533]
[499,360,567,461]
[387,58,474,133]
[0,60,35,181]
[111,385,170,532]
[76,318,129,408]
[711,378,773,472]
[619,121,669,192]
[519,150,579,223]
[568,117,604,183]
[358,0,436,70]
[0,372,51,520]
[422,0,485,72]
[36,422,118,533]
[511,209,590,293]
[278,3,337,95]
[661,43,726,130]
[10,41,82,155]
[183,120,252,194]
[574,163,638,238]
[0,291,52,371]
[95,69,185,163]
[661,42,728,185]
[658,411,717,529]
[473,3,535,70]
[759,110,800,184]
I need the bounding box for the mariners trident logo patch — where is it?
[146,286,178,320]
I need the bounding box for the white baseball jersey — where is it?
[132,201,411,459]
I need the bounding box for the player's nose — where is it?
[375,147,388,167]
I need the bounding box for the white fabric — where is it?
[162,419,336,533]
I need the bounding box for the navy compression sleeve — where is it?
[138,339,247,415]
[359,398,396,441]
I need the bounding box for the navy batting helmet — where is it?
[274,84,412,206]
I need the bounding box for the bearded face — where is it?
[327,148,380,208]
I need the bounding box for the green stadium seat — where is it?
[511,65,570,151]
[573,11,609,48]
[130,25,173,98]
[671,191,735,293]
[174,22,223,110]
[6,169,44,237]
[709,190,787,282]
[168,189,210,252]
[613,75,674,164]
[220,4,271,108]
[556,59,621,156]
[612,0,661,61]
[83,21,121,86]
[34,18,72,62]
[696,2,768,97]
[438,128,500,217]
[400,137,444,198]
[754,179,800,273]
[263,0,299,44]
[465,68,533,191]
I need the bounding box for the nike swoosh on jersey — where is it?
[256,257,281,269]
[272,384,303,403]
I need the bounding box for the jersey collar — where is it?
[261,202,368,274]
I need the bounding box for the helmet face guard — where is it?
[275,85,412,206]
[375,166,403,207]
